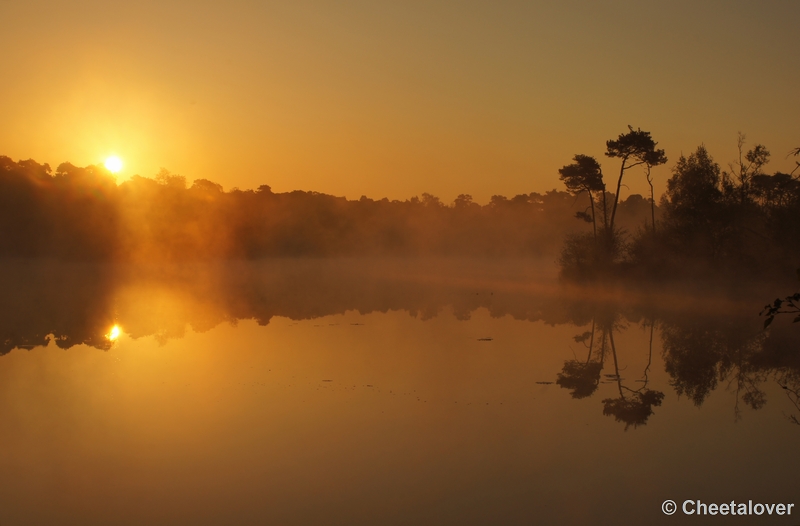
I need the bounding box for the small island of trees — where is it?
[556,127,800,285]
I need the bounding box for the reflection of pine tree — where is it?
[556,311,666,429]
[557,360,603,399]
[602,390,665,431]
[557,319,609,399]
[600,321,665,430]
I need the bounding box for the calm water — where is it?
[0,259,798,525]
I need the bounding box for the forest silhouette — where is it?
[0,155,652,260]
[4,126,796,284]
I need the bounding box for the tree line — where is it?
[0,156,651,260]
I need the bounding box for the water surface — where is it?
[0,259,798,525]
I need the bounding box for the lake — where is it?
[0,259,797,525]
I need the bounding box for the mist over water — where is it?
[0,258,798,525]
[3,0,799,521]
[0,156,663,262]
[3,128,800,526]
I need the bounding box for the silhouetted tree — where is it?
[658,146,727,263]
[558,155,607,238]
[664,147,721,210]
[605,126,667,236]
[751,172,800,209]
[723,133,770,205]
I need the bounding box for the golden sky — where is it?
[2,0,798,203]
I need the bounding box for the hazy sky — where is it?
[2,0,798,203]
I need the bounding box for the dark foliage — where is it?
[559,136,800,283]
[0,157,118,259]
[0,155,622,260]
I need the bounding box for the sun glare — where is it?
[104,156,123,173]
[107,325,122,341]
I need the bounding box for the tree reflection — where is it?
[0,260,116,355]
[1,258,798,427]
[571,300,800,428]
[551,293,800,428]
[556,320,604,399]
[601,319,665,430]
[556,305,665,430]
[602,390,665,429]
[661,314,773,420]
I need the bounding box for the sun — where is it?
[107,325,122,341]
[104,156,123,173]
